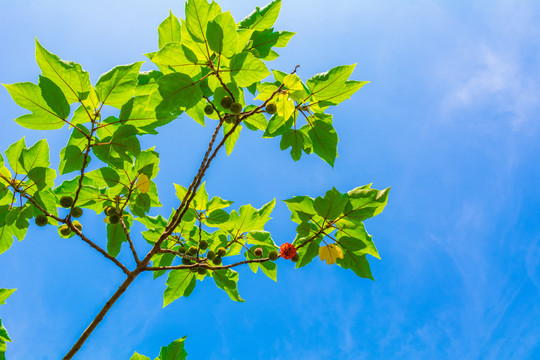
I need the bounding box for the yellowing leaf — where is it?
[136,174,150,193]
[319,244,344,265]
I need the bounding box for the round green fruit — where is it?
[229,102,242,115]
[109,214,120,225]
[212,256,222,266]
[105,206,117,217]
[35,215,48,227]
[254,247,263,257]
[182,256,193,265]
[187,246,198,256]
[197,267,207,276]
[70,207,83,218]
[217,247,227,257]
[206,250,216,261]
[178,247,187,254]
[265,102,277,115]
[60,225,71,237]
[220,96,233,109]
[268,251,279,261]
[292,253,300,263]
[59,196,74,208]
[204,104,214,115]
[199,240,208,250]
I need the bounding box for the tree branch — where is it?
[143,257,271,271]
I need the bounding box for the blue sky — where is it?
[1,0,540,359]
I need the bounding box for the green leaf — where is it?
[305,120,338,166]
[152,43,201,77]
[106,215,132,258]
[95,62,144,108]
[0,289,15,306]
[93,125,141,168]
[283,195,316,224]
[239,0,281,31]
[193,182,208,211]
[158,11,182,49]
[342,187,390,223]
[280,129,305,161]
[211,268,244,302]
[336,250,374,280]
[307,64,367,107]
[159,336,188,360]
[185,0,221,45]
[149,73,203,113]
[3,77,70,130]
[336,223,380,260]
[242,105,267,131]
[59,127,90,175]
[135,149,160,179]
[229,52,270,87]
[0,205,33,254]
[130,353,151,360]
[226,199,274,235]
[249,29,294,59]
[163,269,196,307]
[35,39,98,109]
[0,319,12,360]
[26,167,56,193]
[292,227,323,268]
[206,196,233,213]
[223,121,242,156]
[205,209,229,225]
[5,138,50,175]
[207,11,238,57]
[313,187,348,221]
[119,95,176,133]
[245,231,278,281]
[86,167,128,197]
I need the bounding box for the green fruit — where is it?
[178,247,187,254]
[59,196,74,208]
[292,253,300,263]
[182,256,193,265]
[199,240,208,250]
[254,247,263,257]
[60,225,71,236]
[187,246,198,256]
[206,250,216,261]
[35,215,48,227]
[70,207,83,218]
[204,104,214,115]
[105,206,117,216]
[197,267,207,275]
[265,102,277,115]
[220,96,233,109]
[109,214,120,225]
[268,251,278,261]
[73,221,83,232]
[229,102,242,114]
[217,247,227,257]
[212,256,222,266]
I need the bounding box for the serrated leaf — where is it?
[158,11,182,49]
[95,62,143,108]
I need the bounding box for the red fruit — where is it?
[279,242,297,260]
